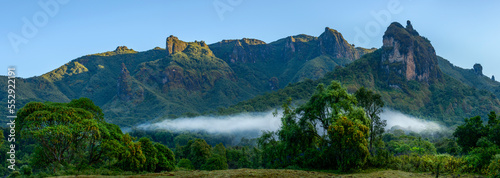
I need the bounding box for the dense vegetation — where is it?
[3,82,500,177]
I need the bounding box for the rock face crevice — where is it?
[381,21,442,85]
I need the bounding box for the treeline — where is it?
[1,98,175,176]
[2,81,500,177]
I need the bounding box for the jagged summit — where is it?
[382,21,441,84]
[165,35,212,56]
[319,27,357,60]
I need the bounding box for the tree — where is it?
[213,143,227,158]
[487,111,500,146]
[328,116,370,171]
[177,158,194,170]
[259,81,370,170]
[355,87,386,152]
[154,143,176,172]
[202,154,228,170]
[453,116,486,153]
[139,137,159,172]
[17,99,101,167]
[0,130,3,147]
[118,134,146,172]
[188,139,212,169]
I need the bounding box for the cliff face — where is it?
[381,21,441,84]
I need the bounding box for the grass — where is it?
[51,168,484,178]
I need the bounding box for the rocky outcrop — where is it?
[319,27,357,60]
[473,63,483,76]
[166,35,189,55]
[117,63,144,103]
[381,21,442,84]
[209,38,269,63]
[492,75,495,81]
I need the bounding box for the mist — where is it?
[137,108,444,139]
[380,108,444,133]
[139,111,283,135]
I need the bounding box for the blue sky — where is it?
[1,0,499,79]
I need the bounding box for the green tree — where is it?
[202,154,228,170]
[487,111,500,146]
[139,137,159,172]
[213,143,226,158]
[177,158,194,170]
[17,99,100,167]
[328,116,370,171]
[154,142,175,172]
[0,130,3,147]
[453,116,486,153]
[118,134,146,172]
[189,139,212,169]
[355,87,386,151]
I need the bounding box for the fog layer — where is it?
[381,108,443,133]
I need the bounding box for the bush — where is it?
[20,165,32,176]
[202,154,228,171]
[484,154,500,176]
[8,171,20,178]
[177,158,194,170]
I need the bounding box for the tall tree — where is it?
[328,116,369,171]
[154,142,175,172]
[487,111,500,146]
[189,139,212,169]
[355,87,386,152]
[17,100,100,166]
[453,116,486,153]
[139,137,159,172]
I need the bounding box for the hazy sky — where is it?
[1,0,499,78]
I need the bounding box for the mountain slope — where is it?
[437,57,500,97]
[1,28,369,126]
[219,21,500,126]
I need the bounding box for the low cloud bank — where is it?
[139,111,283,134]
[380,109,444,133]
[138,108,443,136]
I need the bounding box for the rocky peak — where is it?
[473,63,483,75]
[166,35,188,55]
[381,21,441,84]
[114,46,136,54]
[166,36,215,57]
[318,27,356,60]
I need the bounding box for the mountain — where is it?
[219,21,500,126]
[0,28,370,126]
[437,57,500,97]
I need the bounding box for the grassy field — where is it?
[54,169,484,178]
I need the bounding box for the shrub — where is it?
[20,165,32,176]
[484,154,500,177]
[202,154,228,171]
[177,158,194,170]
[8,171,20,178]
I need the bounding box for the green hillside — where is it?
[0,28,367,127]
[219,21,500,126]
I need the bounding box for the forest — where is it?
[1,81,499,177]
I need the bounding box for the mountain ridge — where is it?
[1,26,369,126]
